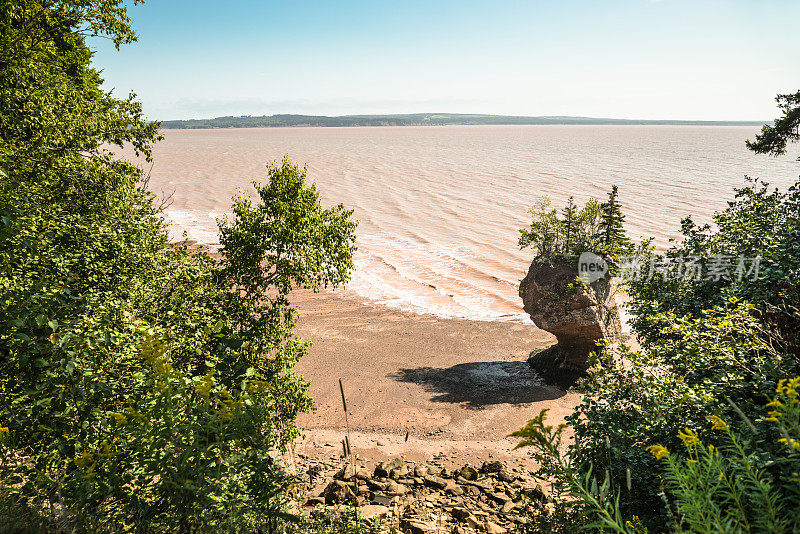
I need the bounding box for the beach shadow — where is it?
[389,361,565,408]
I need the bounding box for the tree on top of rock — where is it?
[596,185,632,259]
[519,187,631,261]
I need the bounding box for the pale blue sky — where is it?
[91,0,800,121]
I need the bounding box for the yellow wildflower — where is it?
[777,378,800,397]
[83,462,96,479]
[648,444,669,459]
[75,451,93,468]
[678,428,700,448]
[0,425,9,444]
[195,371,215,398]
[779,437,800,451]
[99,441,115,458]
[709,415,728,431]
[766,410,780,422]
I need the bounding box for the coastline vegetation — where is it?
[3,1,800,533]
[160,114,766,130]
[513,93,800,532]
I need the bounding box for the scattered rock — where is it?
[485,520,507,534]
[358,504,390,520]
[372,492,394,506]
[458,465,479,481]
[400,518,436,534]
[386,480,409,496]
[481,461,504,474]
[322,480,355,504]
[423,475,449,490]
[297,456,539,532]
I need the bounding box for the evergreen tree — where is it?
[561,196,578,255]
[597,185,631,258]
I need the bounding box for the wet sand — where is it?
[291,289,581,470]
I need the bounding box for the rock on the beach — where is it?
[458,464,479,480]
[485,520,507,534]
[358,504,390,520]
[481,460,504,474]
[400,518,436,534]
[519,256,621,385]
[322,480,355,504]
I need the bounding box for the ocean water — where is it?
[135,125,799,323]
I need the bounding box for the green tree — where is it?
[519,188,628,261]
[597,185,632,259]
[562,196,578,254]
[0,1,357,531]
[747,90,800,159]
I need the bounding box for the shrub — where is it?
[513,378,800,533]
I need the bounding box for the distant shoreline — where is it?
[159,113,766,130]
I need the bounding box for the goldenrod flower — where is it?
[678,428,700,448]
[709,415,728,430]
[75,451,93,468]
[648,444,669,459]
[0,425,9,444]
[195,371,215,398]
[777,378,800,397]
[779,437,800,451]
[766,410,780,422]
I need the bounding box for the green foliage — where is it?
[627,177,800,354]
[746,90,800,159]
[514,381,800,533]
[519,187,631,262]
[597,185,632,259]
[0,1,357,531]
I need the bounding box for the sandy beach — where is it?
[290,288,581,471]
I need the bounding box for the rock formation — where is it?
[519,257,621,386]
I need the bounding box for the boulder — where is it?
[481,460,504,474]
[458,465,479,481]
[519,257,621,385]
[322,480,355,504]
[485,521,507,534]
[358,504,390,520]
[400,518,436,534]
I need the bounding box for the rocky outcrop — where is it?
[519,257,621,386]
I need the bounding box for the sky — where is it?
[91,0,800,121]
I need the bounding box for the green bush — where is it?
[513,378,800,533]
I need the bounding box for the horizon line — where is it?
[158,112,768,128]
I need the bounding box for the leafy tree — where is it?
[0,1,357,531]
[519,197,563,258]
